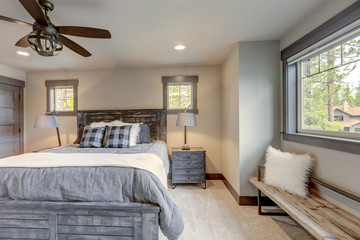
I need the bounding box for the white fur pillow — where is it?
[264,146,312,198]
[89,121,108,128]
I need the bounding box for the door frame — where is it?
[0,75,25,154]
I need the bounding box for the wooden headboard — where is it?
[77,109,167,142]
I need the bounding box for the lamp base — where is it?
[182,145,191,150]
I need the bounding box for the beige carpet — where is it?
[160,180,315,240]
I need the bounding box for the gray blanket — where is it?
[0,141,183,240]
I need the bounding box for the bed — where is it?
[0,109,183,240]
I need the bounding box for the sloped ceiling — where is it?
[0,0,349,71]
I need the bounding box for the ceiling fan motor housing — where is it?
[27,22,63,56]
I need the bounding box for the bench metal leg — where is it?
[258,189,288,216]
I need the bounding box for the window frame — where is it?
[297,55,360,141]
[162,76,198,114]
[45,79,79,116]
[281,1,360,154]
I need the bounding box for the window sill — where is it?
[166,109,199,115]
[47,111,77,116]
[283,133,360,155]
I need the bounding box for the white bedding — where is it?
[0,152,167,187]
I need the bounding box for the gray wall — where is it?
[280,0,360,217]
[238,41,281,196]
[221,41,281,196]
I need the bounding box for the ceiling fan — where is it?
[0,0,111,57]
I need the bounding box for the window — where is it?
[334,116,344,121]
[162,76,198,114]
[45,79,78,115]
[298,29,360,139]
[282,2,360,154]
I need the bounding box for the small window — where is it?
[162,76,198,114]
[334,116,344,121]
[45,79,78,116]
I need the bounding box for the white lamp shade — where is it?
[176,113,197,127]
[34,115,59,128]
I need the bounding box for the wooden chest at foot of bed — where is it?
[0,200,160,240]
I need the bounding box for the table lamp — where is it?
[176,112,196,150]
[34,114,62,146]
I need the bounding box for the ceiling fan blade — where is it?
[57,26,111,39]
[19,0,47,26]
[0,15,32,27]
[15,36,30,47]
[59,34,92,57]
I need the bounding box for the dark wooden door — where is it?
[0,83,20,158]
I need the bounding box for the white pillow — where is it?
[264,146,313,198]
[89,121,108,128]
[110,121,141,147]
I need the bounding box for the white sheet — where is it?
[0,152,167,188]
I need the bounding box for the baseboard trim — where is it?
[206,173,225,180]
[221,177,275,206]
[222,178,240,205]
[239,196,257,205]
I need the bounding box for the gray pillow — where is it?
[137,124,152,144]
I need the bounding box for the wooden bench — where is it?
[249,176,360,240]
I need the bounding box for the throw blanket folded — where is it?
[0,152,167,188]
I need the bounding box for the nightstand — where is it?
[171,147,206,189]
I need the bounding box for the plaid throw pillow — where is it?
[104,125,132,148]
[79,126,106,148]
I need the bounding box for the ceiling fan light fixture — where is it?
[16,51,30,56]
[174,45,186,51]
[27,25,63,56]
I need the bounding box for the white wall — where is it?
[238,41,281,196]
[25,66,222,173]
[221,45,240,195]
[0,63,26,81]
[280,0,360,217]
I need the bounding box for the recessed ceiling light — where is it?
[174,45,186,51]
[17,51,30,56]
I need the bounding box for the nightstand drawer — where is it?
[172,151,204,162]
[173,168,204,175]
[173,174,205,183]
[173,159,204,168]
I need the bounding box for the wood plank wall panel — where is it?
[77,109,167,142]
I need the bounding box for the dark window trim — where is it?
[0,75,25,87]
[281,2,360,154]
[281,1,360,61]
[283,133,360,155]
[45,79,78,116]
[162,75,199,114]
